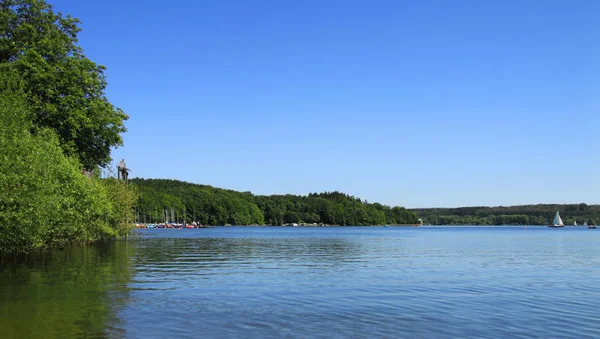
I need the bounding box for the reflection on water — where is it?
[0,242,134,338]
[2,227,600,338]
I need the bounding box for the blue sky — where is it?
[50,0,598,208]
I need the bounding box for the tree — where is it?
[131,179,419,226]
[0,0,127,169]
[0,82,134,253]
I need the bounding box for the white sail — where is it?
[574,221,577,226]
[584,221,588,226]
[553,211,564,226]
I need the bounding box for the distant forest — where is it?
[132,178,418,226]
[412,204,600,225]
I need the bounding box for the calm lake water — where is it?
[1,226,599,338]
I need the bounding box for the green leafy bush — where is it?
[0,87,134,254]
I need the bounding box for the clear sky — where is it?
[50,0,598,208]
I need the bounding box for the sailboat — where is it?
[574,221,577,226]
[548,211,564,228]
[582,221,596,229]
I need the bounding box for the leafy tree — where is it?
[131,179,418,226]
[0,69,135,254]
[0,0,127,169]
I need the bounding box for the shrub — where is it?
[0,88,134,254]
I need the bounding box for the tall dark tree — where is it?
[0,0,127,169]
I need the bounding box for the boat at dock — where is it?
[548,211,564,228]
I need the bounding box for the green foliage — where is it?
[100,177,138,235]
[0,88,133,254]
[131,178,418,226]
[0,0,128,169]
[0,3,132,253]
[133,179,265,226]
[414,204,600,225]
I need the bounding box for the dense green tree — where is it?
[131,179,419,226]
[0,0,127,169]
[0,83,134,254]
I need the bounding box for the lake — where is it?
[1,226,599,338]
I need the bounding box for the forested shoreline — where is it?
[134,178,600,227]
[412,204,599,226]
[132,178,419,226]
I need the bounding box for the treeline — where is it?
[413,204,600,225]
[0,1,133,254]
[131,178,419,226]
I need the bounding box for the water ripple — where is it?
[117,227,600,338]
